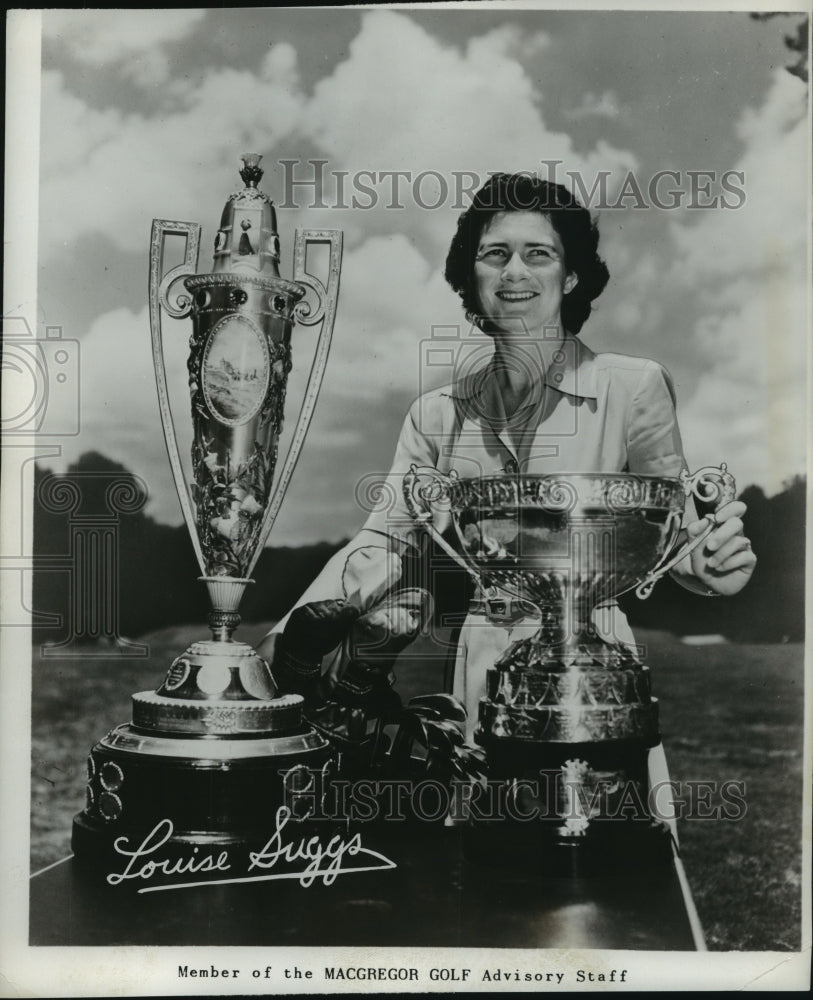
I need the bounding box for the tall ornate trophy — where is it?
[72,155,342,863]
[405,465,735,873]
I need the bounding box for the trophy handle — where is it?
[403,464,454,525]
[245,229,343,577]
[634,463,737,599]
[403,465,485,593]
[148,218,206,574]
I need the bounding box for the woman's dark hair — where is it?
[444,173,609,334]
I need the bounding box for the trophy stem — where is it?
[207,609,241,642]
[496,593,628,671]
[201,575,251,642]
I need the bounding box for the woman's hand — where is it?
[685,500,756,596]
[330,590,429,715]
[349,590,429,672]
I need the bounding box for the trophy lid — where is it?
[212,153,281,277]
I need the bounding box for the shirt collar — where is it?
[448,336,598,404]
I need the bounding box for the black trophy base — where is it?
[481,735,657,779]
[72,722,334,875]
[463,735,672,876]
[462,817,674,877]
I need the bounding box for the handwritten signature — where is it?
[106,806,396,894]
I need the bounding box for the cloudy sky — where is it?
[31,6,810,544]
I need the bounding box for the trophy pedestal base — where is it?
[462,817,674,876]
[482,736,655,784]
[462,736,671,875]
[72,722,333,871]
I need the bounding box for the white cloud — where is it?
[40,63,307,256]
[43,10,205,85]
[40,71,123,180]
[261,42,300,90]
[677,272,807,494]
[566,90,621,120]
[39,10,638,265]
[670,69,809,493]
[37,4,640,432]
[302,233,458,402]
[304,12,636,233]
[670,70,807,282]
[516,28,551,58]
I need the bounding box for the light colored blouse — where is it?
[267,336,688,738]
[362,335,686,544]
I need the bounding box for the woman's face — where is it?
[473,211,577,336]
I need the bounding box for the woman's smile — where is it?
[495,290,538,301]
[474,211,577,334]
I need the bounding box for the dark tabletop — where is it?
[29,825,700,950]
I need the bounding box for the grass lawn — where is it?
[30,623,804,951]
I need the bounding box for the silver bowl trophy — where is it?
[72,155,343,864]
[405,464,735,873]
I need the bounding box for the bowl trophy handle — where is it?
[635,463,737,599]
[403,464,482,592]
[403,465,539,623]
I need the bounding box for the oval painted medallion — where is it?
[201,314,270,425]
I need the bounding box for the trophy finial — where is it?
[239,153,264,188]
[213,154,279,276]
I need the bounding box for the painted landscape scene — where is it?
[203,319,268,422]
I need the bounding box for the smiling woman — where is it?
[257,172,756,787]
[473,212,578,336]
[445,173,608,339]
